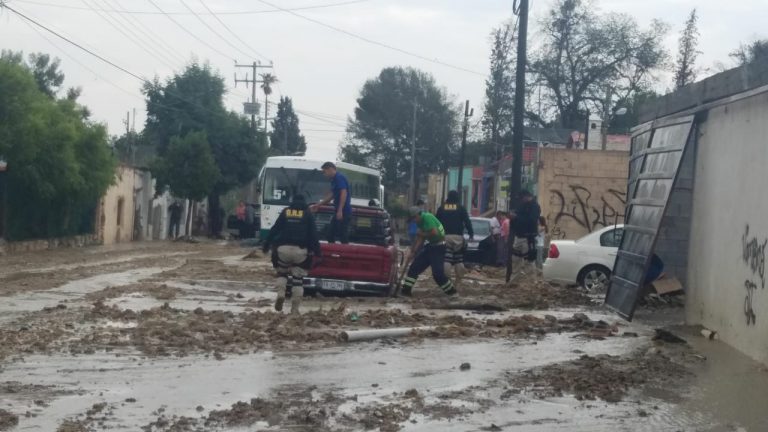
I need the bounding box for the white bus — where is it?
[258,156,383,239]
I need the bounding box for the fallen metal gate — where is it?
[605,115,696,320]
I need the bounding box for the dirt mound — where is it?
[155,258,270,282]
[509,348,693,402]
[86,283,181,302]
[413,269,593,310]
[77,299,610,357]
[145,385,490,432]
[0,409,18,431]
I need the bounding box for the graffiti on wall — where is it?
[548,185,627,238]
[741,224,767,326]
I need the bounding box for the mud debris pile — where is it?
[78,301,614,356]
[508,348,693,402]
[414,267,593,310]
[0,409,19,431]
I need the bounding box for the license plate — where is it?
[356,217,372,228]
[468,242,479,249]
[321,280,347,291]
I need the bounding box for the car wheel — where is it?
[578,265,611,293]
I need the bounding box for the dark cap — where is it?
[291,194,306,206]
[321,161,336,170]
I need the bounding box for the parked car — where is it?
[543,224,624,292]
[304,204,400,296]
[464,217,496,265]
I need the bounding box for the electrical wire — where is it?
[179,0,254,60]
[1,3,231,118]
[108,0,188,65]
[79,0,177,71]
[18,12,145,102]
[254,0,485,77]
[12,0,374,15]
[196,0,270,62]
[145,0,236,62]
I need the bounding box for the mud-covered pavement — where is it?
[1,241,767,431]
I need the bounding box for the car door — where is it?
[598,227,623,270]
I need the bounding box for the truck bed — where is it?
[306,205,399,296]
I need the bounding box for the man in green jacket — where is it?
[401,207,457,297]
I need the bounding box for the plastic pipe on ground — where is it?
[340,326,436,342]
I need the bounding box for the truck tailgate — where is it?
[310,242,394,283]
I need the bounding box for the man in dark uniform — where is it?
[401,207,457,297]
[262,195,321,315]
[510,190,542,272]
[436,190,474,288]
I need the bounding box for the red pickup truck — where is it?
[305,205,400,296]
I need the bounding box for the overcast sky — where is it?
[1,0,764,159]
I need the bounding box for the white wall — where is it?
[687,91,768,365]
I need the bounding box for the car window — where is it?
[600,228,624,247]
[471,220,491,237]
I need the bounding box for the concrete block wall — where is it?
[538,148,629,240]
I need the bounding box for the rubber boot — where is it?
[275,276,287,312]
[454,262,466,289]
[291,286,304,315]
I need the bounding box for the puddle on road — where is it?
[0,334,646,431]
[0,268,172,324]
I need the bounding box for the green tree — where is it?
[269,96,307,155]
[482,22,516,161]
[153,132,219,201]
[0,57,115,240]
[340,67,459,193]
[730,39,768,66]
[531,0,669,129]
[674,9,700,89]
[1,50,65,98]
[143,62,266,235]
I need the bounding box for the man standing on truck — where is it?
[262,195,322,315]
[401,207,457,297]
[436,190,473,288]
[310,162,351,244]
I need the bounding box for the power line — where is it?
[13,0,374,15]
[1,3,229,119]
[254,0,485,76]
[79,0,177,71]
[196,0,270,62]
[108,0,188,65]
[18,11,145,102]
[179,0,253,60]
[145,0,236,61]
[17,8,226,126]
[3,3,146,81]
[301,129,347,132]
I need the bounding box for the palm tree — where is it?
[260,73,278,136]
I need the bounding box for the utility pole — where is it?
[506,0,529,282]
[408,99,418,205]
[234,61,273,138]
[456,100,473,206]
[601,85,613,150]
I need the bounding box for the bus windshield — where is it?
[262,168,328,205]
[262,166,381,206]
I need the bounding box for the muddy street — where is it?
[0,241,766,431]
